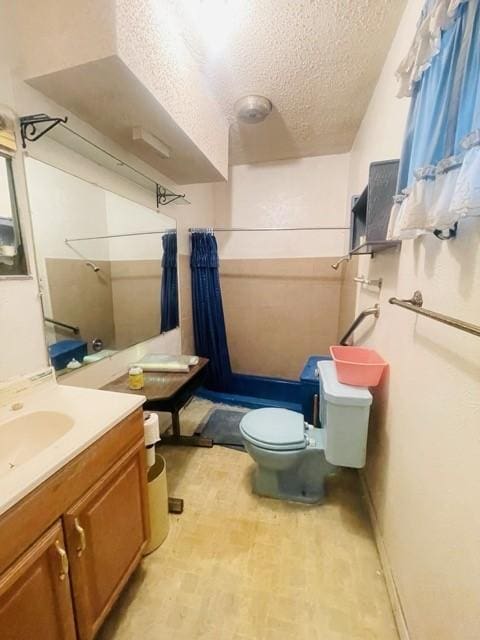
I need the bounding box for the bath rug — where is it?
[195,408,247,450]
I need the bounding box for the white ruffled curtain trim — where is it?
[387,130,480,240]
[396,0,469,98]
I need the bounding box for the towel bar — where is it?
[389,291,480,338]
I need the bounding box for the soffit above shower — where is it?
[11,0,229,185]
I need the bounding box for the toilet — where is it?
[239,361,372,503]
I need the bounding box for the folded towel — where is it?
[137,362,189,373]
[134,354,199,372]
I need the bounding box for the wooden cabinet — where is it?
[0,409,149,640]
[0,521,76,640]
[64,444,149,640]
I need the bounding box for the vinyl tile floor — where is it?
[98,398,399,640]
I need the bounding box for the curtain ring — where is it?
[433,222,458,240]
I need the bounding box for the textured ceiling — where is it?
[171,0,406,165]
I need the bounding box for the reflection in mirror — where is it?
[160,231,178,333]
[0,153,27,276]
[25,158,179,374]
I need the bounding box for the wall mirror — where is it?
[0,151,27,277]
[25,157,178,375]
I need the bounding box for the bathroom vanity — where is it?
[0,373,149,640]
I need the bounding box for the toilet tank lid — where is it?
[318,361,372,407]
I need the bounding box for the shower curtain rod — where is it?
[65,229,176,242]
[189,225,350,232]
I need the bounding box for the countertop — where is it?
[0,372,145,516]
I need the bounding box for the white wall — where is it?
[213,154,351,259]
[347,2,480,639]
[0,12,48,379]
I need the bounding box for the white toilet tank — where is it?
[318,361,372,468]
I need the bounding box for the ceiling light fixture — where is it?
[234,95,272,124]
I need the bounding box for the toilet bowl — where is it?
[240,361,372,504]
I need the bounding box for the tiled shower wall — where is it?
[179,253,356,380]
[219,257,344,379]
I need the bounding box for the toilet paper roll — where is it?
[144,412,160,446]
[145,445,156,468]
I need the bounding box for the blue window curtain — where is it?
[388,0,480,239]
[160,231,179,333]
[190,231,232,391]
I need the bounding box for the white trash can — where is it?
[143,454,169,555]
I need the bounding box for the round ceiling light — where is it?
[234,95,272,124]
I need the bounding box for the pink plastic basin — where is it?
[329,346,387,387]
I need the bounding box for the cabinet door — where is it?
[64,441,149,640]
[0,521,76,640]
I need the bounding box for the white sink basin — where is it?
[0,411,74,476]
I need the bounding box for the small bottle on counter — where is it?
[128,365,144,390]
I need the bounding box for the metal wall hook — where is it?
[433,223,458,240]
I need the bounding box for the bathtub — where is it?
[196,356,331,418]
[196,372,303,411]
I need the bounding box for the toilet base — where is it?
[251,451,335,504]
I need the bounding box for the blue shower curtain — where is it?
[388,0,480,239]
[190,231,232,391]
[160,232,179,333]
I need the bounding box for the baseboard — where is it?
[359,471,411,640]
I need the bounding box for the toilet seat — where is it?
[239,408,307,451]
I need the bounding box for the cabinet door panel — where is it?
[64,442,149,640]
[0,521,76,640]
